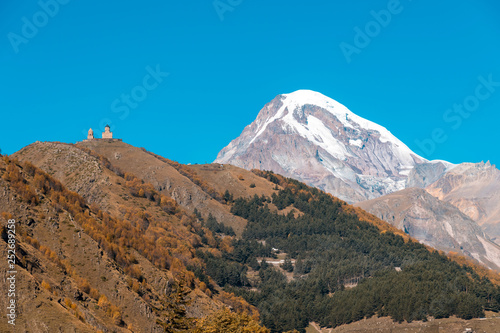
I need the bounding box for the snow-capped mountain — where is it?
[216,90,447,203]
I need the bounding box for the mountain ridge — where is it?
[356,187,500,271]
[215,90,450,203]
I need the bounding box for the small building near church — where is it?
[102,124,113,139]
[81,125,121,142]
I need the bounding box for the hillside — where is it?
[4,141,500,332]
[327,311,500,333]
[1,151,260,332]
[221,172,500,331]
[0,156,211,332]
[356,188,500,271]
[15,141,249,237]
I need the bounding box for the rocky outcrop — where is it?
[407,161,451,188]
[14,142,108,206]
[356,188,500,271]
[425,161,500,243]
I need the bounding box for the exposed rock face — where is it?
[14,142,109,206]
[216,90,429,203]
[356,188,500,271]
[407,161,451,188]
[425,162,500,243]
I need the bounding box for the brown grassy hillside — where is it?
[0,156,165,332]
[0,154,262,332]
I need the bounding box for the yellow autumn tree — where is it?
[193,308,269,333]
[98,295,110,311]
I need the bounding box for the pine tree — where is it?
[280,257,294,273]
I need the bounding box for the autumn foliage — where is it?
[142,149,226,203]
[193,308,269,333]
[0,155,257,330]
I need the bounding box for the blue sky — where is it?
[1,0,499,165]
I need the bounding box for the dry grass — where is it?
[189,164,279,200]
[321,311,500,333]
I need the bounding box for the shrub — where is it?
[41,280,52,292]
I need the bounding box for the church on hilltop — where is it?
[85,125,122,142]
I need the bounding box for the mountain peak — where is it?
[281,89,338,105]
[283,89,326,96]
[279,90,422,152]
[216,91,428,202]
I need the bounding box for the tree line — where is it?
[196,171,500,332]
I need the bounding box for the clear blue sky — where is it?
[1,0,499,165]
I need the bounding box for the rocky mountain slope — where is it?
[425,162,500,243]
[0,155,223,332]
[406,160,452,188]
[215,90,445,203]
[356,188,500,270]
